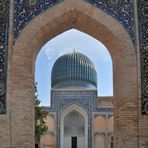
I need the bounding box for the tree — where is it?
[35,83,48,146]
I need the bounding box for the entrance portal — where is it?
[72,137,77,148]
[61,105,88,148]
[63,111,85,148]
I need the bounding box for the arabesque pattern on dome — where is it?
[51,52,97,88]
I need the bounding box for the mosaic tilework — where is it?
[13,0,63,40]
[138,0,148,115]
[95,107,113,112]
[59,97,91,112]
[0,0,9,114]
[51,90,113,148]
[85,0,135,42]
[53,91,95,148]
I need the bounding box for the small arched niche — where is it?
[94,115,106,132]
[108,116,114,132]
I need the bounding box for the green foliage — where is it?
[35,83,48,141]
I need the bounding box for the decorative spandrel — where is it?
[0,0,9,114]
[13,0,63,40]
[59,97,90,112]
[139,0,148,115]
[0,82,6,96]
[0,100,6,114]
[85,0,135,43]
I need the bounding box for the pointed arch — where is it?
[10,0,138,147]
[60,104,88,148]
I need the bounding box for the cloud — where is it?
[42,29,112,65]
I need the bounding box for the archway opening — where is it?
[35,28,114,148]
[35,29,113,106]
[63,111,85,148]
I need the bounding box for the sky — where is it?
[35,29,113,106]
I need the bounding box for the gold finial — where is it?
[73,48,76,53]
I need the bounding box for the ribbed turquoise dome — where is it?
[51,52,97,88]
